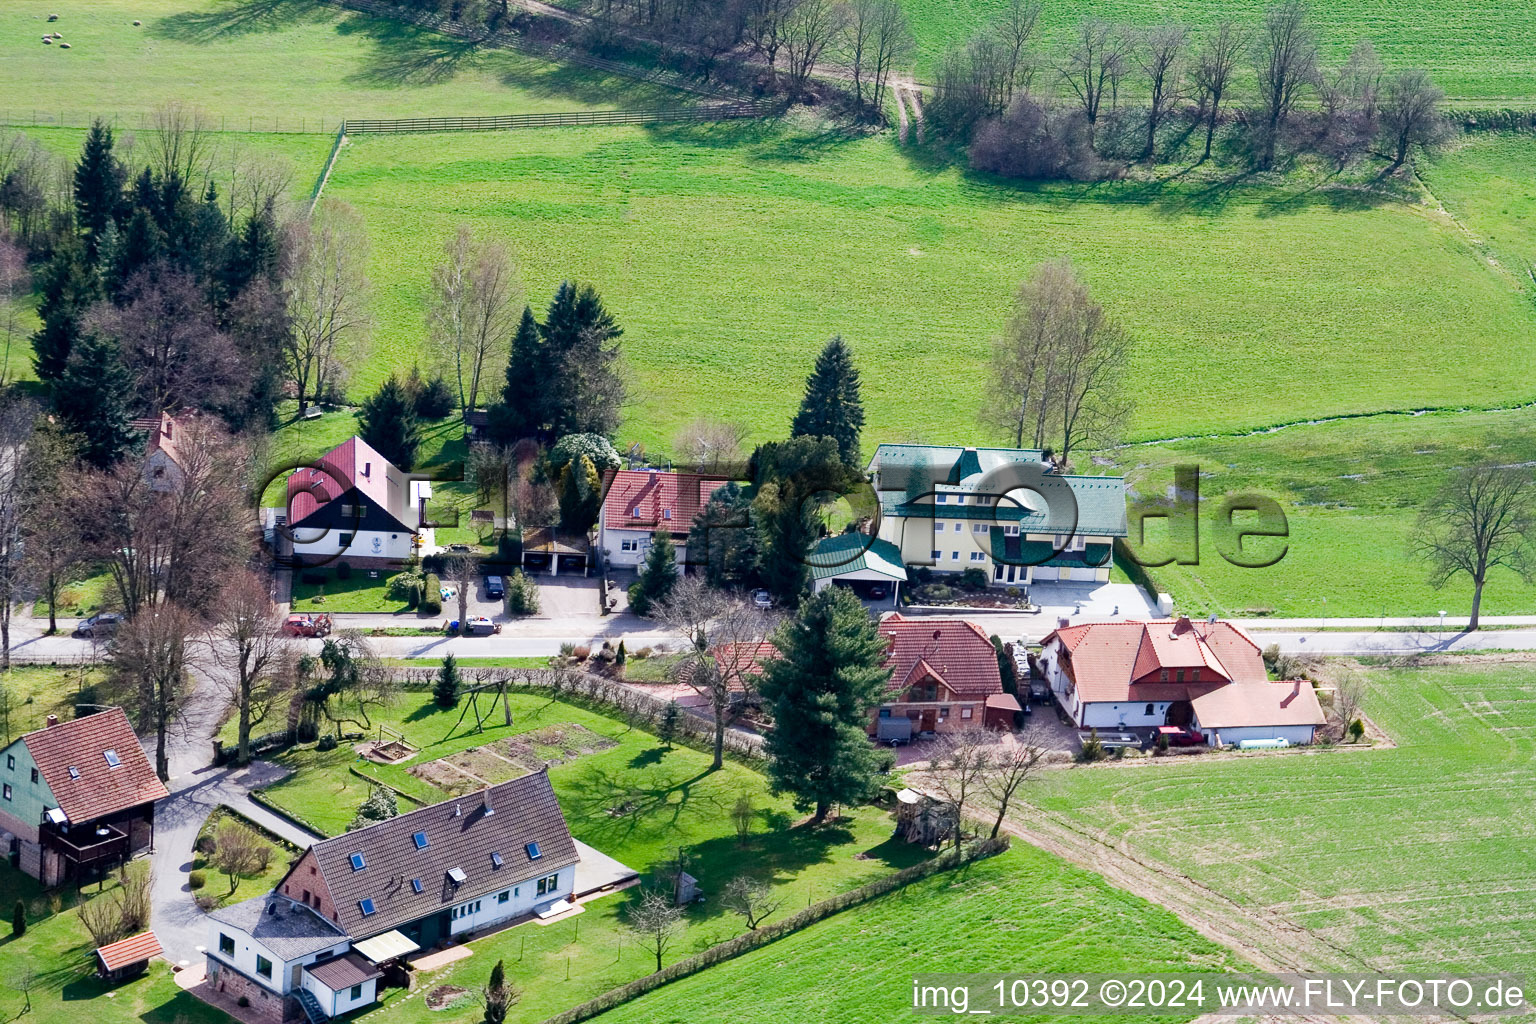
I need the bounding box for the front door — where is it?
[920,709,937,733]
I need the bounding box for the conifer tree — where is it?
[357,374,422,470]
[488,306,542,443]
[539,281,623,439]
[627,530,678,617]
[757,586,891,823]
[790,335,865,467]
[557,453,602,534]
[54,331,136,468]
[434,653,462,708]
[72,119,124,264]
[31,243,99,384]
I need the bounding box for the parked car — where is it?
[867,584,888,600]
[74,612,122,639]
[485,575,505,599]
[281,614,333,638]
[751,589,772,609]
[1157,725,1204,747]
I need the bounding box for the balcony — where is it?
[43,822,130,867]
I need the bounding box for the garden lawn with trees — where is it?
[1017,657,1536,981]
[0,663,106,738]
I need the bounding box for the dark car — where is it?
[75,612,123,639]
[485,575,505,599]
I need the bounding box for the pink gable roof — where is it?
[602,470,730,535]
[286,436,404,526]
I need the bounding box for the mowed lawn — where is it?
[324,120,1536,453]
[1021,658,1536,979]
[1120,407,1536,617]
[0,0,689,127]
[591,843,1244,1024]
[895,0,1536,103]
[1420,132,1536,289]
[254,687,932,1022]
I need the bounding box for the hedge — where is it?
[536,838,1011,1024]
[420,573,443,615]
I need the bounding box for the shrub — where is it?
[413,375,456,419]
[572,645,591,661]
[960,567,989,591]
[296,720,319,743]
[336,561,352,580]
[420,573,443,615]
[237,996,250,1008]
[1349,718,1365,742]
[195,833,217,856]
[189,870,206,890]
[970,96,1116,182]
[1155,732,1170,753]
[504,569,539,616]
[559,641,576,657]
[316,734,338,752]
[1078,729,1106,763]
[11,900,24,937]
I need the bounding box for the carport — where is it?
[521,527,590,577]
[808,534,906,606]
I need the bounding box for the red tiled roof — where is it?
[1191,679,1326,729]
[708,641,779,694]
[24,707,168,824]
[878,614,1002,701]
[96,930,162,970]
[602,470,729,535]
[1044,618,1265,704]
[145,411,192,470]
[287,436,405,525]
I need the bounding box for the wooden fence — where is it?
[342,101,777,134]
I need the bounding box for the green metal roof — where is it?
[808,534,908,582]
[991,534,1114,568]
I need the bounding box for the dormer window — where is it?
[631,507,641,517]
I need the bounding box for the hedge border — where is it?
[536,837,1011,1024]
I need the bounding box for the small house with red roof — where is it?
[1038,617,1325,746]
[597,469,730,569]
[0,708,168,886]
[284,436,426,566]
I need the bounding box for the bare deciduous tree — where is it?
[1251,0,1317,170]
[745,0,797,71]
[316,632,398,733]
[845,0,913,116]
[78,887,127,947]
[1058,19,1129,143]
[995,0,1042,103]
[213,821,269,894]
[117,860,153,934]
[1413,459,1536,630]
[721,875,786,930]
[282,200,372,414]
[781,0,847,101]
[1137,26,1187,162]
[1191,19,1247,162]
[1379,69,1450,168]
[212,571,292,765]
[983,260,1133,465]
[984,726,1046,838]
[428,224,521,424]
[673,417,747,473]
[925,727,994,849]
[112,601,198,782]
[20,421,80,638]
[658,576,773,769]
[445,553,478,630]
[0,397,36,669]
[149,102,212,189]
[625,887,683,972]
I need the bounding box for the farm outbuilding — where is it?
[95,930,162,981]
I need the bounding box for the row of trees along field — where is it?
[929,0,1453,180]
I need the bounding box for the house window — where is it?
[1145,703,1154,716]
[219,933,235,957]
[2,784,10,801]
[931,550,941,560]
[349,852,367,871]
[1176,670,1185,683]
[350,985,363,1001]
[498,890,510,904]
[413,831,429,850]
[67,767,79,780]
[358,898,376,916]
[339,533,353,547]
[961,707,973,719]
[537,873,560,895]
[1005,525,1019,536]
[490,852,504,869]
[339,504,354,517]
[620,539,638,552]
[5,755,12,770]
[411,878,424,894]
[1191,668,1200,681]
[973,524,987,534]
[951,552,960,560]
[525,841,542,861]
[936,494,947,503]
[1159,669,1169,682]
[104,750,121,768]
[939,707,951,718]
[29,768,37,783]
[256,955,273,979]
[878,708,891,718]
[302,889,311,904]
[970,552,985,562]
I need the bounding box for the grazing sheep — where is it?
[133,19,142,25]
[48,13,59,21]
[42,36,52,43]
[53,32,63,38]
[59,41,71,48]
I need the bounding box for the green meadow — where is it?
[895,0,1536,103]
[1020,657,1536,979]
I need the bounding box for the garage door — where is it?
[1068,567,1097,582]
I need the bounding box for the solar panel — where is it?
[358,898,375,915]
[350,852,367,871]
[413,831,429,849]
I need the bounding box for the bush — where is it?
[189,870,207,890]
[420,573,443,615]
[1078,729,1106,763]
[960,567,989,591]
[316,734,338,752]
[970,96,1117,182]
[572,645,591,661]
[336,561,352,580]
[504,569,540,616]
[413,375,456,419]
[296,720,319,743]
[195,833,217,856]
[237,996,250,1008]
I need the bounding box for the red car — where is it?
[1157,725,1204,747]
[282,614,333,637]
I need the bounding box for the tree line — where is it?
[930,0,1453,180]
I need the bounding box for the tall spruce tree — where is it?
[688,482,760,589]
[54,331,136,468]
[110,206,165,297]
[488,305,543,443]
[539,281,623,439]
[72,120,124,265]
[790,335,865,467]
[627,530,678,617]
[757,586,891,823]
[357,374,422,470]
[434,653,462,708]
[31,244,99,384]
[221,199,281,301]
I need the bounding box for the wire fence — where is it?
[0,110,339,134]
[342,101,777,134]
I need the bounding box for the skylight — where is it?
[525,841,542,861]
[358,898,376,916]
[447,867,467,885]
[350,852,367,871]
[411,878,424,894]
[490,852,504,869]
[103,750,121,768]
[67,766,80,780]
[413,831,429,850]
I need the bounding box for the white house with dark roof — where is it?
[866,443,1128,588]
[282,436,427,567]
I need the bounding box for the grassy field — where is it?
[591,843,1243,1024]
[324,120,1536,454]
[250,686,933,1022]
[0,867,229,1024]
[1,0,688,127]
[1019,657,1536,979]
[1420,132,1536,288]
[0,665,108,738]
[190,806,302,908]
[895,0,1536,103]
[1120,406,1536,617]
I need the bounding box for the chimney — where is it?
[482,789,495,818]
[45,714,58,728]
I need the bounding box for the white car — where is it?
[752,589,772,609]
